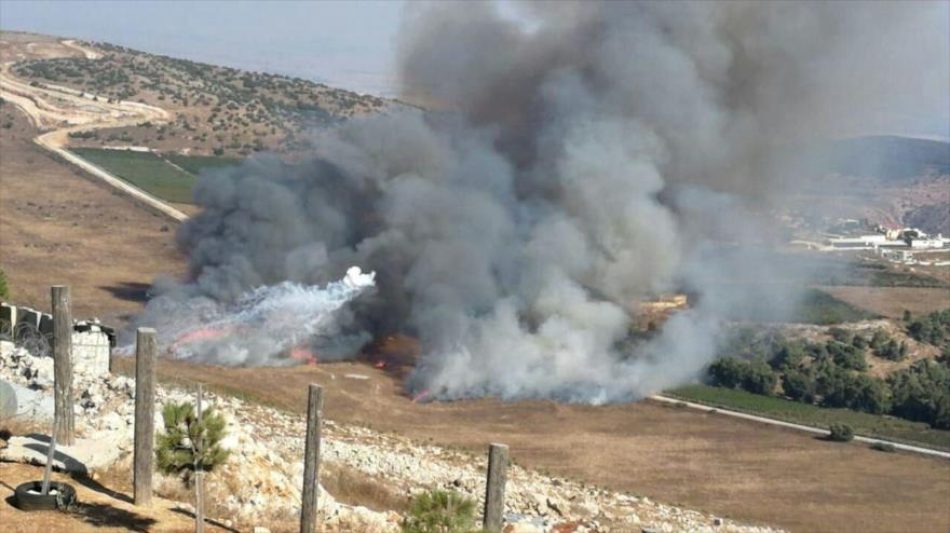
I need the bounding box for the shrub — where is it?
[870,441,896,453]
[401,489,477,533]
[851,335,868,350]
[827,340,868,371]
[708,357,777,396]
[0,268,8,300]
[829,327,853,344]
[828,423,854,442]
[782,369,816,404]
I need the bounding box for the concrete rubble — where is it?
[0,340,781,532]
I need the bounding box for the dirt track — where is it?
[0,40,187,222]
[0,99,186,322]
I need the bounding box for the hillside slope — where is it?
[6,32,391,157]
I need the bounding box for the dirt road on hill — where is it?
[0,41,186,221]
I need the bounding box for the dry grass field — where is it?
[0,102,186,323]
[111,346,950,533]
[820,286,950,319]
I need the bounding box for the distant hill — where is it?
[8,38,392,156]
[904,202,950,236]
[826,135,950,182]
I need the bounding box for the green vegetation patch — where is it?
[793,289,877,324]
[164,153,241,176]
[71,148,196,204]
[666,384,950,450]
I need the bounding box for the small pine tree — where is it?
[156,401,229,486]
[402,489,478,533]
[156,396,228,533]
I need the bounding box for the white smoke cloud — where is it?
[133,1,948,401]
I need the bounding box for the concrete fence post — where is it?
[300,384,324,533]
[483,442,509,532]
[133,327,157,505]
[51,285,74,445]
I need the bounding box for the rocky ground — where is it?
[0,340,780,532]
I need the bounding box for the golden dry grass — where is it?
[0,103,186,324]
[108,352,950,533]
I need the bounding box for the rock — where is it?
[546,495,566,517]
[0,435,88,473]
[505,522,545,533]
[0,379,17,418]
[252,527,271,533]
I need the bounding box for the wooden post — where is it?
[483,443,509,532]
[195,384,205,533]
[51,285,74,445]
[133,328,157,506]
[300,384,323,533]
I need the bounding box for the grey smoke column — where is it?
[139,1,948,401]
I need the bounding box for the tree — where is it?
[783,369,816,404]
[402,489,477,533]
[848,374,891,414]
[851,334,868,350]
[743,359,778,396]
[708,357,747,390]
[870,330,890,353]
[156,393,229,532]
[888,360,950,429]
[877,339,904,361]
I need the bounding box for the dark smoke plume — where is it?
[134,1,949,401]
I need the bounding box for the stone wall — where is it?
[0,302,114,376]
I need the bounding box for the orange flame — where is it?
[412,389,432,403]
[290,346,318,365]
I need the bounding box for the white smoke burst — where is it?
[134,267,375,365]
[132,1,948,402]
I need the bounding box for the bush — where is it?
[708,357,777,396]
[402,489,478,533]
[828,423,854,442]
[0,269,8,300]
[870,441,896,453]
[851,334,868,350]
[827,340,867,371]
[829,327,853,344]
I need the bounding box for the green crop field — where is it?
[164,153,241,176]
[70,148,197,204]
[665,384,950,450]
[69,148,242,204]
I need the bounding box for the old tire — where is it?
[13,481,77,511]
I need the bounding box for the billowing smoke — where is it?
[133,1,948,401]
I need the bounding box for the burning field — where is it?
[127,2,947,403]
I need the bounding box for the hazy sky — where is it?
[1,0,947,139]
[0,0,405,96]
